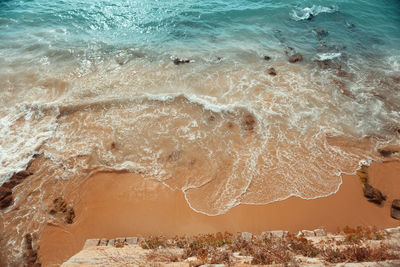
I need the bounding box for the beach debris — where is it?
[242,114,256,132]
[391,200,400,220]
[49,197,75,224]
[267,67,277,76]
[363,183,386,205]
[24,233,40,267]
[173,58,191,65]
[288,53,303,63]
[263,55,271,61]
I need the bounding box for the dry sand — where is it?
[39,161,400,266]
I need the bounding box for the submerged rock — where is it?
[363,183,386,205]
[49,197,76,224]
[24,233,40,267]
[317,60,330,69]
[378,148,398,157]
[288,53,303,63]
[391,200,400,220]
[173,58,191,65]
[0,170,33,210]
[267,67,277,76]
[316,29,328,37]
[242,114,256,131]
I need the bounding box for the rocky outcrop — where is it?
[0,170,33,210]
[363,183,386,205]
[391,200,400,220]
[357,165,386,205]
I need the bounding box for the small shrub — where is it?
[140,236,167,249]
[323,243,398,263]
[286,234,320,258]
[147,249,181,263]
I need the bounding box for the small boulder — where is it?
[267,67,277,76]
[363,183,386,205]
[289,53,303,63]
[307,13,314,20]
[391,199,400,220]
[263,55,271,61]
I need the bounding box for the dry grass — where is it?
[136,227,399,265]
[323,243,397,263]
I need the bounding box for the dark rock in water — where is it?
[0,194,13,209]
[378,148,397,157]
[242,114,256,131]
[363,183,386,205]
[267,67,277,76]
[10,171,33,181]
[307,13,314,20]
[24,233,40,266]
[317,60,330,69]
[173,58,191,65]
[2,178,20,189]
[316,29,328,36]
[66,207,75,224]
[49,197,76,224]
[391,199,400,220]
[263,55,271,61]
[0,186,12,201]
[289,53,303,63]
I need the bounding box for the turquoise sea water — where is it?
[1,0,399,68]
[1,1,400,263]
[1,0,400,216]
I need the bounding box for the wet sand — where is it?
[38,160,400,266]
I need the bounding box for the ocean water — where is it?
[1,0,400,220]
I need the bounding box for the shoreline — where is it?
[38,160,400,266]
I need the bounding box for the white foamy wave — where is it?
[0,105,58,184]
[316,53,342,61]
[387,54,400,72]
[290,5,338,21]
